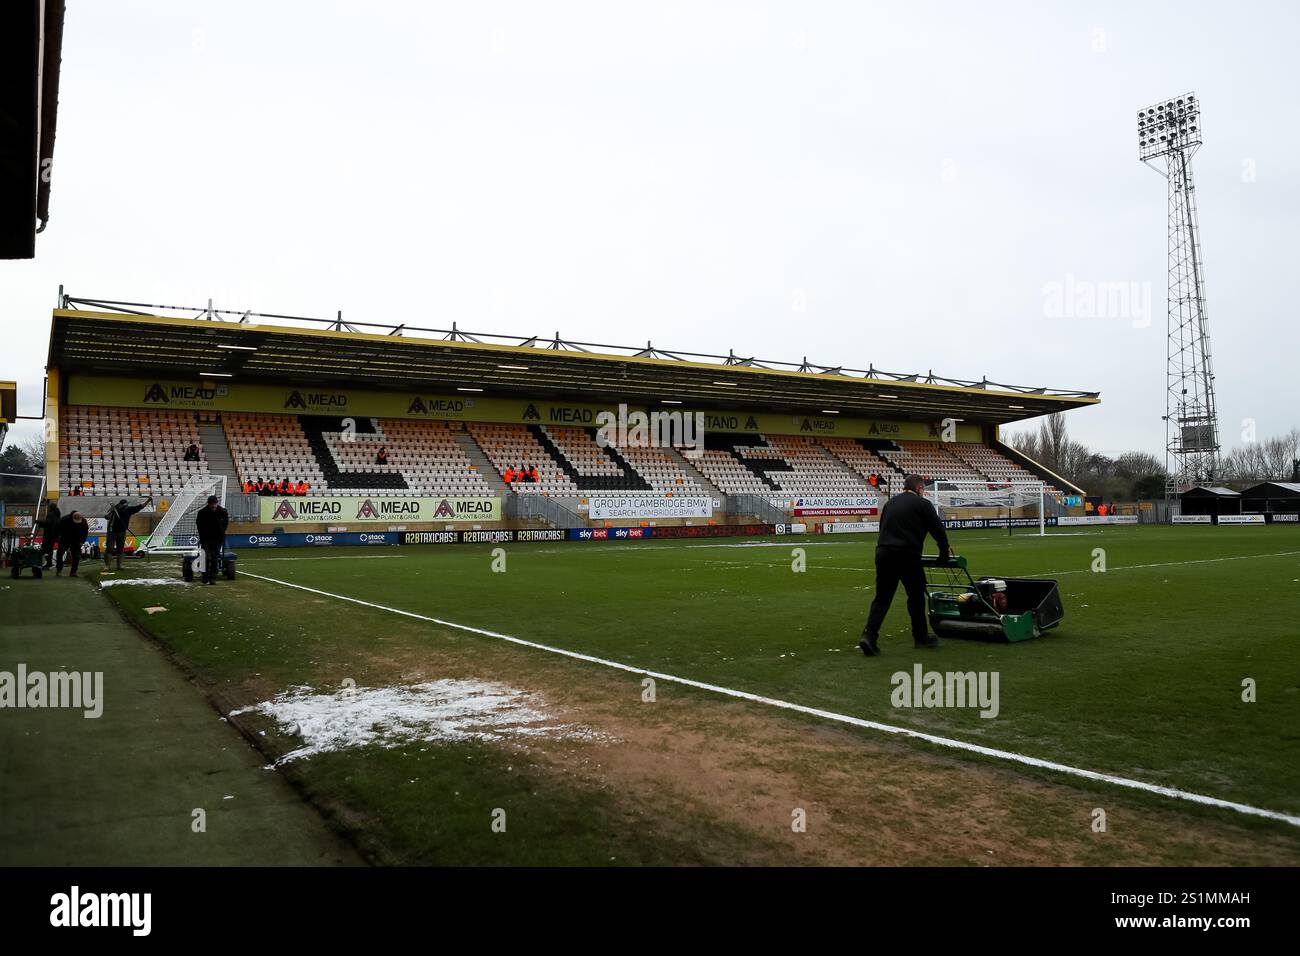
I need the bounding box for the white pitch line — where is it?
[698,559,872,572]
[1035,549,1300,578]
[241,569,1300,828]
[238,554,405,562]
[699,548,1300,578]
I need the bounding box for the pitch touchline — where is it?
[239,555,404,562]
[1036,549,1300,578]
[241,570,1300,828]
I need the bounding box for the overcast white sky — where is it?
[3,0,1296,457]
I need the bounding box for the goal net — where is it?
[931,480,1048,536]
[137,474,226,553]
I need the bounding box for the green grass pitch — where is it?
[100,523,1300,864]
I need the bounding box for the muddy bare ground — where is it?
[219,625,1300,867]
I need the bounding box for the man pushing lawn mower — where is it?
[195,495,229,585]
[859,473,954,657]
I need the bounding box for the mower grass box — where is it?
[923,555,1063,642]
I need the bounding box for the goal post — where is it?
[137,474,226,553]
[930,480,1049,536]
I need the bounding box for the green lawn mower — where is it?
[181,547,237,582]
[922,554,1063,642]
[2,530,45,579]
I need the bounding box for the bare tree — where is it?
[1217,428,1300,483]
[1004,428,1041,462]
[996,416,1300,495]
[18,433,46,476]
[1038,412,1070,473]
[1114,451,1162,480]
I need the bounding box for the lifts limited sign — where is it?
[261,496,501,524]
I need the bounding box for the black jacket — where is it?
[56,514,89,546]
[39,503,62,532]
[195,505,229,545]
[107,500,147,533]
[877,491,950,557]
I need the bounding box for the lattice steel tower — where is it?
[1138,92,1220,494]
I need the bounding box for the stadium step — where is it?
[663,446,724,500]
[937,443,992,480]
[810,443,877,490]
[198,420,240,491]
[455,428,510,498]
[529,424,651,492]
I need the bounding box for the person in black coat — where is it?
[194,495,229,585]
[859,474,953,656]
[37,500,62,569]
[104,495,152,571]
[55,511,90,577]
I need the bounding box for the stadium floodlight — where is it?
[1137,90,1220,496]
[1137,93,1201,164]
[199,371,233,377]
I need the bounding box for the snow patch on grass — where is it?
[98,577,187,588]
[232,678,606,763]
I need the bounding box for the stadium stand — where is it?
[60,405,1068,508]
[466,422,578,496]
[875,440,986,483]
[60,406,210,498]
[373,419,495,497]
[694,433,872,496]
[945,442,1060,492]
[299,415,408,493]
[449,422,709,496]
[538,426,635,486]
[226,413,499,498]
[41,304,1098,532]
[821,437,904,486]
[765,435,872,494]
[224,412,326,492]
[612,442,704,494]
[695,437,779,494]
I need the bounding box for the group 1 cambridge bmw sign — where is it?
[258,496,501,524]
